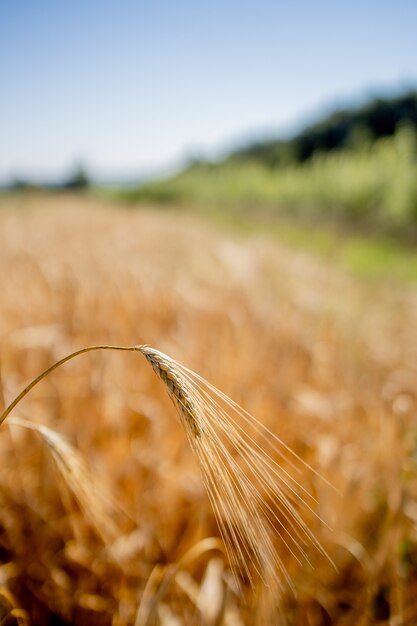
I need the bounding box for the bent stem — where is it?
[0,344,141,426]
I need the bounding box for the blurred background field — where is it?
[2,2,417,624]
[1,193,417,625]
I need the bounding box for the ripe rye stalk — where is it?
[0,344,331,595]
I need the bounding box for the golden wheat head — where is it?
[137,346,331,594]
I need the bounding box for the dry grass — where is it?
[0,193,417,625]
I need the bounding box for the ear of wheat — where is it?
[7,416,126,542]
[138,346,331,595]
[0,344,331,597]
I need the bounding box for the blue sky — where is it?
[1,1,417,183]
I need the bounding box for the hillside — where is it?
[111,92,417,247]
[229,91,417,167]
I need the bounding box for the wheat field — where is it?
[0,193,416,625]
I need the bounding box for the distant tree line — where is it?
[7,165,90,192]
[229,91,417,168]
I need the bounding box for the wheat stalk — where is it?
[0,344,331,597]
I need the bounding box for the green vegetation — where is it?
[103,91,417,281]
[196,207,417,282]
[118,125,417,239]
